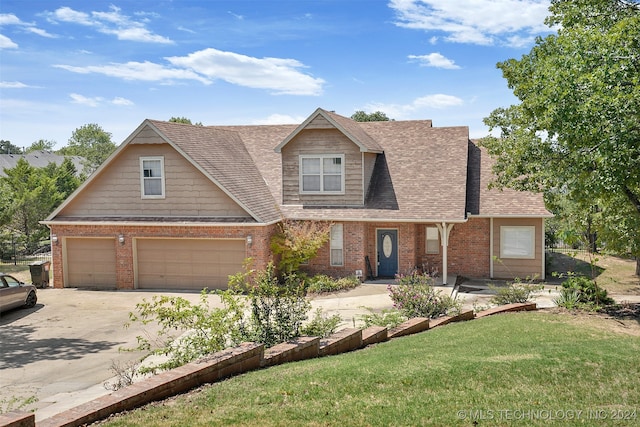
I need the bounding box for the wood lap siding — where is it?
[492,218,544,279]
[281,129,363,206]
[59,143,251,218]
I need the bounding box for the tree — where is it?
[59,124,117,174]
[351,111,391,122]
[270,220,332,275]
[481,0,640,275]
[0,159,61,251]
[169,116,203,126]
[0,140,22,154]
[26,139,56,153]
[0,158,81,252]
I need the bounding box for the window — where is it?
[500,226,536,259]
[140,157,165,199]
[330,224,344,266]
[426,227,439,254]
[300,155,344,193]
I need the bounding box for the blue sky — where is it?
[0,0,554,149]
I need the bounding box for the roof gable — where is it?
[274,108,383,153]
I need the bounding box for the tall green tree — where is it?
[169,117,203,126]
[0,159,62,250]
[0,140,22,154]
[351,111,391,122]
[26,139,56,153]
[481,0,640,275]
[59,124,117,174]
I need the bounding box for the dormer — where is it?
[275,108,383,207]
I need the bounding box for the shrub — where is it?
[561,275,614,306]
[388,272,461,319]
[306,274,360,294]
[300,308,342,338]
[240,264,311,348]
[489,278,543,305]
[554,287,581,309]
[270,220,331,274]
[358,307,407,328]
[126,289,246,373]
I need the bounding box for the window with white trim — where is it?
[300,154,344,193]
[426,226,439,254]
[500,226,536,259]
[330,224,344,266]
[140,157,165,199]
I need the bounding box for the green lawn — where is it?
[101,311,640,427]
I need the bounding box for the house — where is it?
[43,108,551,290]
[0,150,85,177]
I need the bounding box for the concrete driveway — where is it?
[0,282,560,421]
[0,286,397,421]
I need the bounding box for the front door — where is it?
[377,229,398,277]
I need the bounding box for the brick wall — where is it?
[49,223,277,289]
[304,219,491,280]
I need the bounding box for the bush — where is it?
[561,275,614,306]
[388,271,461,319]
[126,289,246,373]
[240,264,311,348]
[306,274,360,294]
[554,287,581,309]
[300,308,342,337]
[489,278,543,305]
[358,307,406,328]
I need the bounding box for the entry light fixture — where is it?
[246,235,253,246]
[118,234,125,244]
[52,234,58,244]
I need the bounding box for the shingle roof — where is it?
[0,151,85,177]
[148,120,283,223]
[277,121,471,221]
[467,140,551,217]
[275,108,383,154]
[48,110,549,225]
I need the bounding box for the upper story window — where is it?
[300,154,345,194]
[140,156,165,199]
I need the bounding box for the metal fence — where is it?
[0,239,52,266]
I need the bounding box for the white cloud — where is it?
[48,5,173,44]
[0,34,18,49]
[0,81,29,88]
[0,13,56,41]
[112,97,134,106]
[166,48,325,95]
[69,93,103,107]
[252,113,306,125]
[365,94,464,118]
[54,61,211,85]
[0,14,22,25]
[408,53,460,69]
[389,0,551,47]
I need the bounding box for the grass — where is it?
[100,311,640,427]
[546,252,639,295]
[0,264,31,282]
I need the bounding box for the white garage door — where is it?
[136,239,246,290]
[65,238,117,288]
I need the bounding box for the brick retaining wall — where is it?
[2,303,537,427]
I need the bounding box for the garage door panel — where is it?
[66,238,117,288]
[136,239,245,290]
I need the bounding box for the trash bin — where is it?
[29,260,51,288]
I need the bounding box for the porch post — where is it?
[437,222,455,285]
